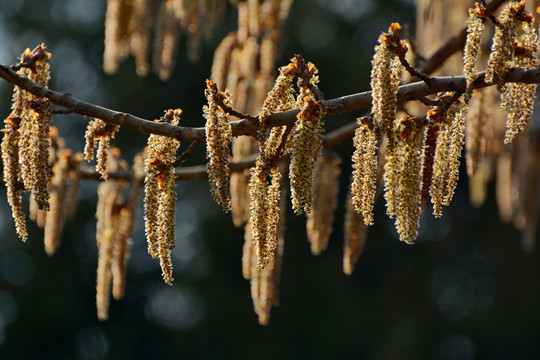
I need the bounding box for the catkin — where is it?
[430,103,467,217]
[462,5,485,101]
[371,24,403,139]
[485,1,523,87]
[84,118,119,179]
[144,109,181,284]
[306,152,341,255]
[14,45,53,211]
[501,20,538,143]
[95,148,127,321]
[289,98,326,214]
[351,118,379,225]
[245,176,286,325]
[153,0,180,80]
[2,114,27,241]
[44,149,72,256]
[343,190,369,276]
[393,116,424,244]
[204,80,232,212]
[249,168,282,269]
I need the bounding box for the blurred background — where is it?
[0,0,539,359]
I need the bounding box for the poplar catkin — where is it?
[14,45,53,212]
[351,118,379,225]
[204,80,232,212]
[343,190,368,276]
[306,152,341,255]
[144,109,181,285]
[249,168,282,269]
[463,4,485,101]
[289,98,326,215]
[2,114,27,241]
[393,116,424,244]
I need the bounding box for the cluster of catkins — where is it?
[2,45,82,251]
[203,1,540,324]
[103,0,226,79]
[206,0,293,325]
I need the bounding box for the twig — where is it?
[10,44,49,72]
[172,140,200,167]
[478,0,501,27]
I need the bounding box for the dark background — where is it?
[0,0,538,359]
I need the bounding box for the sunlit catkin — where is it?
[2,114,26,241]
[84,118,119,180]
[465,89,492,177]
[501,20,538,143]
[112,153,144,299]
[103,0,131,74]
[462,4,485,101]
[246,178,286,325]
[129,0,154,77]
[371,23,404,139]
[44,149,71,256]
[95,148,127,321]
[343,191,369,276]
[210,31,237,89]
[393,116,424,244]
[306,152,341,255]
[15,45,52,211]
[153,0,180,80]
[144,109,181,284]
[485,1,523,87]
[249,168,282,269]
[204,80,232,212]
[289,98,326,214]
[351,117,379,225]
[430,103,467,217]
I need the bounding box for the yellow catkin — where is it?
[351,118,379,225]
[249,168,282,269]
[153,0,180,80]
[95,149,127,321]
[129,0,154,76]
[210,31,237,89]
[44,149,71,256]
[231,137,258,227]
[247,181,286,325]
[2,114,27,241]
[289,98,326,214]
[430,103,467,216]
[501,20,538,143]
[465,90,492,177]
[306,152,341,255]
[144,110,181,284]
[204,80,232,212]
[442,104,466,207]
[371,24,403,139]
[84,118,119,180]
[96,227,115,321]
[103,0,132,74]
[393,116,424,244]
[15,45,52,211]
[343,190,369,276]
[462,5,485,102]
[111,153,144,299]
[485,1,523,87]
